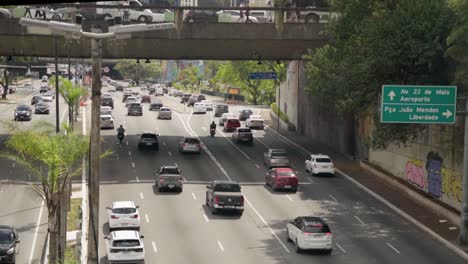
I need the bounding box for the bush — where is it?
[271,103,289,123]
[65,245,79,264]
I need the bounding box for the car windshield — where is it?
[243,110,253,114]
[217,105,228,109]
[213,183,241,192]
[141,133,156,139]
[16,106,29,111]
[102,98,112,102]
[228,120,240,124]
[160,168,180,174]
[112,207,136,214]
[238,128,251,133]
[160,108,170,112]
[303,224,331,233]
[271,151,287,157]
[129,103,141,108]
[101,116,112,121]
[0,230,13,244]
[185,138,200,144]
[36,103,47,107]
[278,171,295,177]
[113,239,140,247]
[316,158,332,163]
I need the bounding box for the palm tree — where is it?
[0,121,89,263]
[58,78,86,131]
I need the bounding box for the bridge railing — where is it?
[5,5,335,25]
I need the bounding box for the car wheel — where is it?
[286,228,292,242]
[325,248,332,255]
[295,239,302,253]
[272,185,277,191]
[158,187,163,192]
[211,207,217,215]
[138,15,148,22]
[178,187,183,193]
[206,196,209,206]
[305,13,320,23]
[237,210,243,216]
[291,188,297,193]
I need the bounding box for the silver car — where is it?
[158,107,172,119]
[100,115,114,129]
[155,166,184,192]
[178,137,201,154]
[264,149,291,168]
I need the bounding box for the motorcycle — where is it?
[117,133,125,144]
[210,128,216,137]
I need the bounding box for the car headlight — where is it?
[6,246,14,254]
[15,113,18,116]
[26,113,30,116]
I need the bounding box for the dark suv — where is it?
[101,97,114,109]
[214,104,229,117]
[138,131,159,150]
[184,10,218,23]
[181,93,191,103]
[31,95,43,105]
[239,109,253,121]
[14,105,32,121]
[0,225,20,263]
[187,96,198,107]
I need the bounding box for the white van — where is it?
[96,0,169,23]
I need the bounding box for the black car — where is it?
[116,84,124,91]
[39,86,48,93]
[197,94,206,102]
[149,100,163,111]
[14,105,32,121]
[0,225,20,263]
[31,95,43,105]
[187,96,197,107]
[148,87,156,94]
[101,97,114,109]
[181,93,191,103]
[239,109,253,121]
[34,102,50,114]
[138,131,159,150]
[184,10,218,23]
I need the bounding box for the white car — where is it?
[286,216,333,254]
[25,81,32,86]
[97,0,170,23]
[100,106,113,116]
[107,201,141,231]
[193,102,206,114]
[102,93,112,99]
[305,154,335,176]
[100,115,115,129]
[124,89,133,97]
[125,96,139,107]
[158,107,172,119]
[219,113,236,126]
[245,114,264,129]
[107,86,116,92]
[41,93,54,102]
[106,230,145,264]
[217,10,259,23]
[201,100,213,111]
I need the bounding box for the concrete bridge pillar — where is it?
[275,8,284,34]
[175,8,184,37]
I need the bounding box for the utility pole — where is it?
[460,98,468,244]
[87,28,102,264]
[54,36,60,133]
[277,82,280,132]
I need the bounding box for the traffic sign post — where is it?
[380,85,457,124]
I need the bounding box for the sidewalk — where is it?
[261,112,468,258]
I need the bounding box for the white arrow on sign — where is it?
[388,90,396,101]
[442,109,452,118]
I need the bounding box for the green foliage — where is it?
[67,198,82,232]
[446,0,468,86]
[271,103,289,123]
[304,0,453,149]
[64,245,79,264]
[114,59,161,85]
[176,66,203,91]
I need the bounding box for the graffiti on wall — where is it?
[404,151,461,204]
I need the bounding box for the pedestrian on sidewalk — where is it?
[238,1,245,22]
[267,0,273,22]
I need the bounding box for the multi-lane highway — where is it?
[97,86,466,264]
[0,80,68,264]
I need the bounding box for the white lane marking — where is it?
[217,128,252,161]
[354,215,365,225]
[386,242,400,254]
[140,192,144,200]
[168,151,172,156]
[163,142,166,147]
[29,200,45,264]
[175,162,179,167]
[336,242,346,253]
[203,214,210,223]
[126,141,129,146]
[201,126,207,131]
[177,110,289,253]
[255,137,270,149]
[145,214,150,223]
[329,195,338,202]
[131,162,135,168]
[192,192,197,200]
[306,177,314,183]
[449,227,458,230]
[244,197,290,253]
[152,241,158,253]
[217,240,225,252]
[128,151,132,156]
[439,219,447,223]
[136,176,140,183]
[286,195,293,201]
[255,164,260,169]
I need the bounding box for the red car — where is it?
[224,118,241,132]
[141,95,151,103]
[265,167,298,192]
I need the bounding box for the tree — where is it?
[0,121,89,264]
[446,0,468,86]
[114,59,161,85]
[50,76,85,131]
[303,0,453,149]
[176,66,203,91]
[0,69,11,99]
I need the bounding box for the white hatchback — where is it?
[100,106,113,116]
[286,216,333,254]
[305,154,335,176]
[107,201,141,231]
[106,230,145,264]
[245,114,264,129]
[201,100,213,111]
[193,102,206,114]
[100,114,114,129]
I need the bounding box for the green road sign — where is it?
[380,85,457,124]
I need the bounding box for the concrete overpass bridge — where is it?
[0,15,327,60]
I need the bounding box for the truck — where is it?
[96,0,170,23]
[205,180,244,216]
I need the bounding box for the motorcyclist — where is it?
[117,125,125,144]
[210,121,216,130]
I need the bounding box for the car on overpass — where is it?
[286,216,333,254]
[217,10,259,23]
[97,0,170,23]
[184,10,218,23]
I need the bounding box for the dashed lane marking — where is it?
[152,241,157,253]
[217,240,225,252]
[336,242,346,253]
[131,162,135,168]
[136,176,140,183]
[168,151,172,156]
[439,219,447,223]
[255,164,260,169]
[386,242,400,254]
[329,195,338,202]
[128,151,132,156]
[192,193,197,200]
[203,214,209,223]
[449,227,458,230]
[286,195,293,202]
[354,215,365,225]
[145,214,150,223]
[139,192,144,200]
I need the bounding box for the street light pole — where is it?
[54,36,60,134]
[87,29,102,263]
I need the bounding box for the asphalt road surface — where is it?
[0,79,68,263]
[95,87,466,264]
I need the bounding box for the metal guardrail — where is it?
[201,89,245,102]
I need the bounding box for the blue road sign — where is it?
[249,72,277,80]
